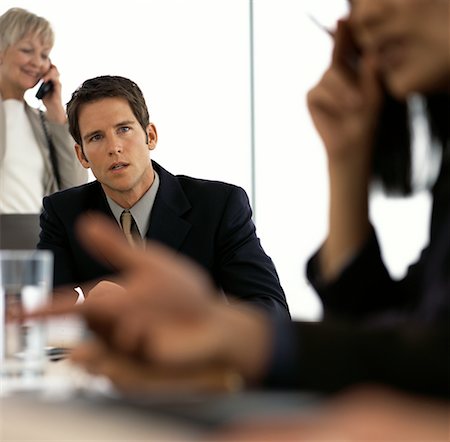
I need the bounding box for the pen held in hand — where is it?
[306,13,335,38]
[307,14,360,74]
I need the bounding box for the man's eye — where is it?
[90,134,102,142]
[20,48,32,54]
[118,126,130,133]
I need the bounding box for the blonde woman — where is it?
[0,8,87,213]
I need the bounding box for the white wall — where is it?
[1,0,430,320]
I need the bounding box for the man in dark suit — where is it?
[37,75,289,320]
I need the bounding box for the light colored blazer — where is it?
[0,93,88,196]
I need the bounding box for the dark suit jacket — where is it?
[38,162,290,320]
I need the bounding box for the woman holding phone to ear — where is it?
[0,8,87,213]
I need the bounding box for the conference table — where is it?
[1,317,321,441]
[2,378,320,441]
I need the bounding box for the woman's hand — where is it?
[307,19,382,165]
[41,62,66,124]
[307,19,384,281]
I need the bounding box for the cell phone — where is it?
[46,347,72,361]
[35,80,54,99]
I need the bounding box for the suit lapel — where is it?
[145,162,192,250]
[89,182,116,217]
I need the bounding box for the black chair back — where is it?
[0,214,41,250]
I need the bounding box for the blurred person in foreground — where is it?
[40,0,449,438]
[0,8,87,213]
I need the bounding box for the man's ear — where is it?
[75,144,90,168]
[146,123,158,150]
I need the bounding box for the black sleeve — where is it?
[262,318,449,399]
[215,186,290,321]
[306,227,422,321]
[37,196,78,288]
[293,319,449,398]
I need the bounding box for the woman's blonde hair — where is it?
[0,8,54,51]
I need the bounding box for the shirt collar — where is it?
[106,170,160,237]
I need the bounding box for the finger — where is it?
[25,292,81,320]
[331,20,346,65]
[127,364,243,394]
[79,291,196,348]
[75,212,136,271]
[77,212,216,303]
[75,342,243,394]
[76,213,180,275]
[70,339,108,370]
[79,294,142,338]
[308,69,361,114]
[41,64,60,86]
[331,19,360,76]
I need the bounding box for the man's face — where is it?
[75,97,157,207]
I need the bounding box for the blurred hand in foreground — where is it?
[44,213,273,390]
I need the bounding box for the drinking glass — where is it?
[0,250,53,386]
